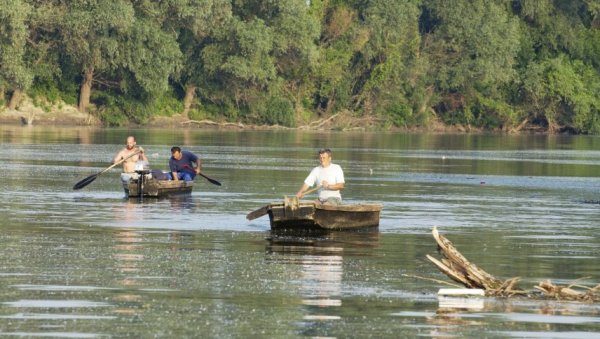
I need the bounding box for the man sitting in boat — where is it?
[112,136,149,184]
[295,148,345,205]
[167,146,201,181]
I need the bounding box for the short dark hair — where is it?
[318,148,332,155]
[171,146,181,153]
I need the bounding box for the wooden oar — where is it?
[73,150,141,190]
[199,173,221,186]
[182,164,221,186]
[296,185,322,199]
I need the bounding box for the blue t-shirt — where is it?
[169,150,199,175]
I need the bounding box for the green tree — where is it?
[422,0,520,128]
[202,16,275,108]
[353,0,427,126]
[200,0,319,126]
[313,3,360,115]
[54,0,135,112]
[521,55,600,133]
[51,0,181,117]
[514,0,600,133]
[269,0,320,121]
[0,0,33,109]
[119,6,182,95]
[167,0,232,119]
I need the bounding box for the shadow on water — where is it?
[265,229,380,257]
[124,194,197,210]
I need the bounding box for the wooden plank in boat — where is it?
[246,203,280,221]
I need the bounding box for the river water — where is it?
[1,126,600,337]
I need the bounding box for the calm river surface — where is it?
[1,126,600,337]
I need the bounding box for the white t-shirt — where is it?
[304,163,345,201]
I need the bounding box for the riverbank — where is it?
[0,98,509,134]
[0,107,482,133]
[0,99,98,126]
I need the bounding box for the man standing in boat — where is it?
[168,146,201,181]
[113,136,149,184]
[296,148,345,205]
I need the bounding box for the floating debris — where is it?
[426,227,600,302]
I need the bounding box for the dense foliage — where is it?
[1,0,599,132]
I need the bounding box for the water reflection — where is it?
[266,231,379,331]
[124,195,197,210]
[166,195,197,210]
[423,292,600,338]
[112,228,144,316]
[266,230,380,256]
[108,195,199,229]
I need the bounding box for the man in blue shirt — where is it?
[168,146,201,181]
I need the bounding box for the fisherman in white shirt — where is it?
[296,148,345,205]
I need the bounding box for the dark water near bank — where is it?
[1,126,600,337]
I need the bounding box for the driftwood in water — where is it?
[427,227,600,302]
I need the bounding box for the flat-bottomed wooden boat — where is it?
[124,171,193,198]
[247,201,383,231]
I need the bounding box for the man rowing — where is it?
[112,136,148,184]
[295,148,345,205]
[168,146,201,181]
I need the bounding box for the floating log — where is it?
[427,227,600,302]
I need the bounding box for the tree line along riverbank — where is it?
[1,1,599,134]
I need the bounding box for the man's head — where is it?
[171,146,182,160]
[126,136,136,150]
[318,148,332,167]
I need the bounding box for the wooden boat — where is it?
[247,201,383,231]
[124,170,193,198]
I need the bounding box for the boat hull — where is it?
[267,202,382,231]
[314,204,383,230]
[124,174,193,198]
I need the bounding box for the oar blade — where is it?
[73,174,98,190]
[72,151,140,190]
[206,177,221,186]
[200,173,221,186]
